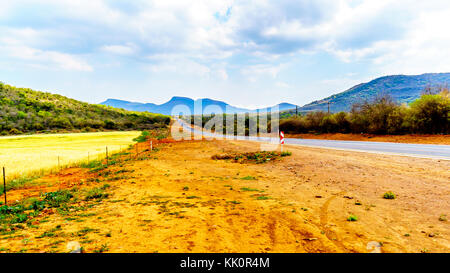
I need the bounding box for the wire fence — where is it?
[1,140,154,206]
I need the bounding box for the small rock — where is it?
[66,241,82,253]
[428,233,435,238]
[315,195,322,198]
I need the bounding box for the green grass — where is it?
[212,150,292,164]
[84,187,109,201]
[43,190,75,208]
[240,176,257,180]
[79,160,103,169]
[93,243,109,253]
[383,191,396,199]
[0,176,39,194]
[36,231,57,239]
[240,187,261,192]
[186,196,200,199]
[76,227,98,237]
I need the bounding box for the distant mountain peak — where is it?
[168,96,193,102]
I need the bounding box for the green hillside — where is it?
[0,82,170,135]
[301,73,450,112]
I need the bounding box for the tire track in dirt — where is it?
[319,192,352,252]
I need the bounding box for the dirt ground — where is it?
[287,133,450,145]
[1,135,448,253]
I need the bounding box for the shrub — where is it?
[409,92,450,134]
[43,190,74,207]
[84,187,109,200]
[9,128,23,135]
[383,191,396,199]
[133,131,150,143]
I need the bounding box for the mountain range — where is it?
[302,72,450,112]
[101,97,298,115]
[100,73,450,114]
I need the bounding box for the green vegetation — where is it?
[240,176,257,180]
[347,215,358,222]
[93,243,109,253]
[240,187,262,192]
[280,90,449,135]
[0,176,39,195]
[212,151,292,164]
[383,191,396,200]
[183,112,276,136]
[0,82,170,135]
[186,196,200,199]
[133,129,169,143]
[84,186,110,201]
[185,87,449,135]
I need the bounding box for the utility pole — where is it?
[295,106,298,116]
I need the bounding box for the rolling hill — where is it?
[100,97,299,115]
[300,73,450,112]
[0,82,170,135]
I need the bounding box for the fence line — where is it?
[1,141,161,205]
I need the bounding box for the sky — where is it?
[1,0,450,109]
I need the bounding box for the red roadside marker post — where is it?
[279,131,285,152]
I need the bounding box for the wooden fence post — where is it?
[3,167,6,206]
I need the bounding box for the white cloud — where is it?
[275,81,290,88]
[1,44,93,72]
[241,64,284,82]
[101,44,136,55]
[324,2,450,74]
[2,0,450,105]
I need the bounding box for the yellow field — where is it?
[0,131,140,180]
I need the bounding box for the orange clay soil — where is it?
[286,133,450,145]
[0,139,449,253]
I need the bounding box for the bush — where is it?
[278,90,449,135]
[43,190,74,207]
[84,187,109,200]
[133,131,150,143]
[409,92,449,134]
[383,191,396,200]
[9,128,23,135]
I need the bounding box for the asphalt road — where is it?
[176,119,450,160]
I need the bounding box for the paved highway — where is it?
[176,119,450,160]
